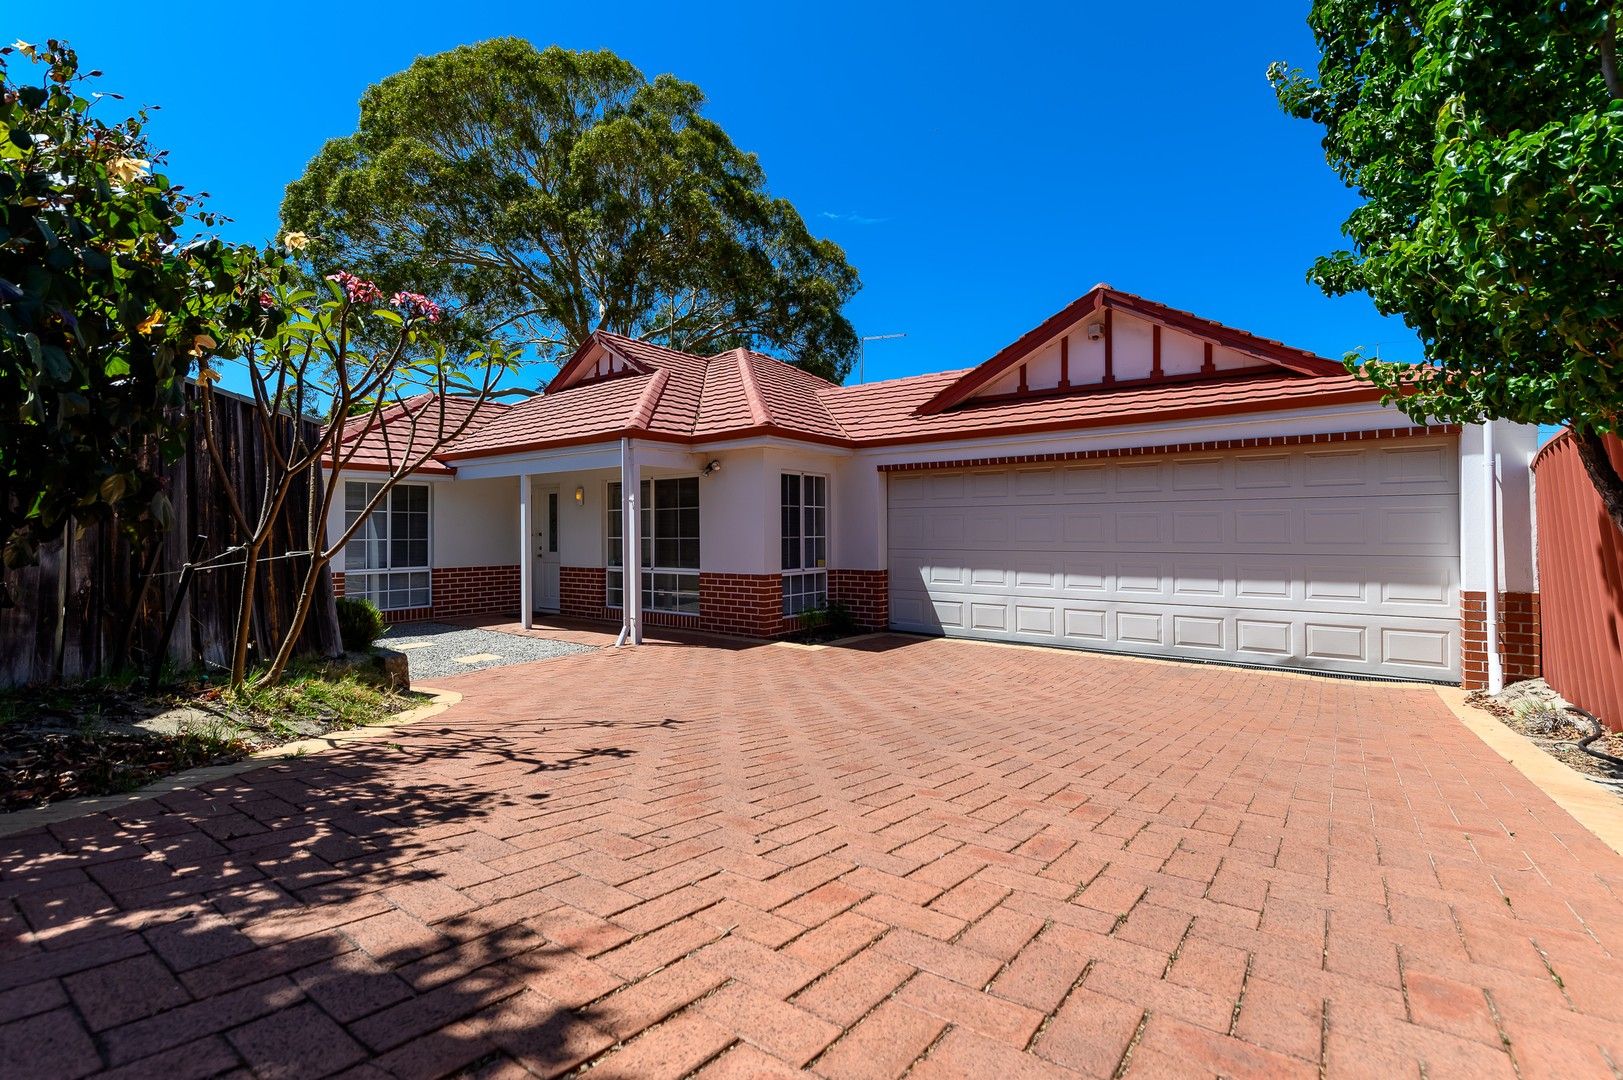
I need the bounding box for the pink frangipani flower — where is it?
[325,271,383,305]
[391,290,443,323]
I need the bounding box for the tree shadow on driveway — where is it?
[0,714,670,1078]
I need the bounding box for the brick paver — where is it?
[6,635,1623,1077]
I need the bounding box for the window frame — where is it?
[605,476,700,615]
[342,480,433,612]
[780,472,828,617]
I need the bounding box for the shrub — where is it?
[336,597,386,652]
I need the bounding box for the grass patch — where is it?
[214,660,417,740]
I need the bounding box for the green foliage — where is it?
[1268,4,1623,437]
[220,658,411,735]
[281,38,861,382]
[0,41,254,584]
[335,596,386,652]
[799,599,857,638]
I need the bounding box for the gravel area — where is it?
[381,622,594,680]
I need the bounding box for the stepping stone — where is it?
[391,642,433,651]
[452,653,503,664]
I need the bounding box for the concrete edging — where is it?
[0,685,461,839]
[1436,686,1623,857]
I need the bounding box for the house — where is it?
[328,284,1538,689]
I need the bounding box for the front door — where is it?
[534,486,562,613]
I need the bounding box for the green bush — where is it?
[336,597,386,652]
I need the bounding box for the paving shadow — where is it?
[0,720,647,1077]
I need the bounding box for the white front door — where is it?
[534,485,562,613]
[886,437,1462,680]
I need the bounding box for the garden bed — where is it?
[1469,679,1623,785]
[0,659,420,811]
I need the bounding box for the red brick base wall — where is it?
[432,565,520,620]
[701,572,787,637]
[560,566,608,621]
[332,565,519,624]
[1461,590,1542,690]
[829,569,889,631]
[557,565,886,639]
[559,565,704,631]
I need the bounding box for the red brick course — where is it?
[563,566,877,639]
[4,635,1619,1077]
[828,569,889,631]
[700,572,786,637]
[878,423,1461,473]
[1461,590,1542,690]
[429,565,520,621]
[332,566,518,624]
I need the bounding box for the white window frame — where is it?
[605,477,700,615]
[781,472,828,616]
[342,480,432,612]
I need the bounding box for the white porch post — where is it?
[519,473,534,630]
[621,437,643,645]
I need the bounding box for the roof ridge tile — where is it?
[736,349,770,427]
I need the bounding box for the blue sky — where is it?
[19,1,1422,388]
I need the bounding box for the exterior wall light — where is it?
[574,486,585,504]
[703,460,722,476]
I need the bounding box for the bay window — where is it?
[607,477,700,614]
[343,481,430,611]
[781,473,827,616]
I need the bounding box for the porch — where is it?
[328,439,889,642]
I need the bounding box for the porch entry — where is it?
[532,483,561,613]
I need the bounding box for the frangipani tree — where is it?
[200,253,518,687]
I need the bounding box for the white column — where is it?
[1459,421,1539,691]
[519,474,533,630]
[622,438,643,645]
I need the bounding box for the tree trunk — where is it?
[1573,431,1623,539]
[51,518,71,684]
[230,540,263,687]
[259,556,328,687]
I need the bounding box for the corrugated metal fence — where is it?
[1532,431,1623,729]
[0,389,342,686]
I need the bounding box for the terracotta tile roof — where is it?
[338,395,507,474]
[444,373,657,457]
[819,367,1373,445]
[363,290,1381,471]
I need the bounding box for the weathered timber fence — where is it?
[1531,431,1623,730]
[0,388,341,686]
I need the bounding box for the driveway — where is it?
[4,636,1622,1079]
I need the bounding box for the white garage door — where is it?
[887,438,1461,680]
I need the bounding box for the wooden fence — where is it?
[0,389,342,686]
[1531,431,1623,729]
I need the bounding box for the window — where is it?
[781,473,827,616]
[606,477,700,614]
[343,482,430,611]
[546,492,559,554]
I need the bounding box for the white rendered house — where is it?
[329,285,1537,688]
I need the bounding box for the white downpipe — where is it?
[518,474,534,631]
[619,436,643,646]
[1484,423,1504,693]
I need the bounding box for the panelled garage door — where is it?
[887,438,1461,680]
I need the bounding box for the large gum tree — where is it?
[281,38,861,382]
[1270,2,1623,534]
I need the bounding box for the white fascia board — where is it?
[450,444,624,480]
[696,434,856,457]
[853,401,1437,469]
[319,467,454,485]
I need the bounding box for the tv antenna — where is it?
[859,333,907,384]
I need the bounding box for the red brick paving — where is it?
[6,635,1623,1078]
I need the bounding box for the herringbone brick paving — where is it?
[5,635,1623,1078]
